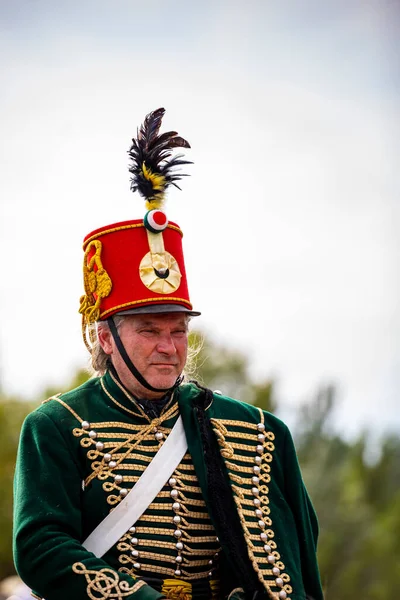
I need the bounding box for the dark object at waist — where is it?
[141,576,221,600]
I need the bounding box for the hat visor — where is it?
[116,304,201,317]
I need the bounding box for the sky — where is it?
[0,0,399,439]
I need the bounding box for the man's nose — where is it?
[156,334,177,355]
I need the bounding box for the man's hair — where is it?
[89,314,199,380]
[90,316,125,375]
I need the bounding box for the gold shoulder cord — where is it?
[54,397,85,423]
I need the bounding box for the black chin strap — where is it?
[107,317,183,394]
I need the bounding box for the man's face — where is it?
[98,312,189,399]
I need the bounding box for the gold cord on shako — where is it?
[79,108,199,394]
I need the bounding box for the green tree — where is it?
[41,368,91,399]
[294,385,400,599]
[188,330,275,413]
[0,395,36,580]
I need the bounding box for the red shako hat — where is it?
[79,108,199,350]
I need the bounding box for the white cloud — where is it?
[0,4,398,438]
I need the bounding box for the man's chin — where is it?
[147,368,180,390]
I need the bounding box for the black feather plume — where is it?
[128,107,192,206]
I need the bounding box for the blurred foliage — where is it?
[41,368,92,400]
[293,386,400,599]
[188,331,275,413]
[0,396,37,581]
[0,332,399,597]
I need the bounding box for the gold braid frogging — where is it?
[211,409,292,600]
[72,562,146,600]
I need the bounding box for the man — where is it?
[13,109,323,600]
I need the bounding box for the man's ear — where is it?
[97,323,113,355]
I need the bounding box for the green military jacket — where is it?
[13,372,323,600]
